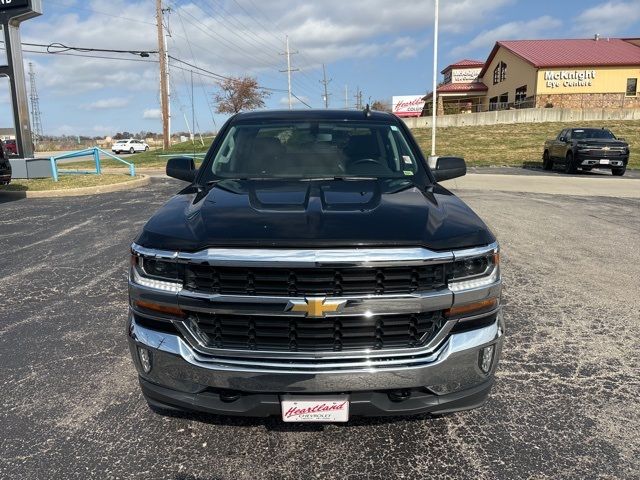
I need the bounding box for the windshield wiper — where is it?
[301,176,379,181]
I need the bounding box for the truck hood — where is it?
[135,178,495,251]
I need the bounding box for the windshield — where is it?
[572,129,616,140]
[204,121,421,180]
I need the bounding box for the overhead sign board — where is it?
[0,0,42,159]
[0,0,31,10]
[392,95,425,118]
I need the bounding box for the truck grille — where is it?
[188,311,445,352]
[184,265,446,296]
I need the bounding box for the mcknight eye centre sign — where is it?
[544,70,597,88]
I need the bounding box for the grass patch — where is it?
[1,174,140,192]
[64,138,212,170]
[412,120,640,169]
[61,121,640,171]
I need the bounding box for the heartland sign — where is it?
[544,70,597,89]
[392,95,426,118]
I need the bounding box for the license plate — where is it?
[600,159,610,165]
[281,395,349,422]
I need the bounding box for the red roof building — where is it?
[479,38,640,77]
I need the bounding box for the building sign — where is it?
[451,68,481,84]
[392,95,425,117]
[0,0,30,9]
[544,70,597,88]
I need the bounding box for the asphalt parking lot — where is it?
[1,178,639,479]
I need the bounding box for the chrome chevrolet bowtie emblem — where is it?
[286,297,347,318]
[602,146,611,151]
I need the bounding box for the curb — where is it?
[0,175,151,199]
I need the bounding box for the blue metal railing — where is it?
[49,147,136,181]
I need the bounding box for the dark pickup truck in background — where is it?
[543,127,629,176]
[0,141,11,185]
[127,109,504,422]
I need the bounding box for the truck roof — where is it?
[231,109,397,123]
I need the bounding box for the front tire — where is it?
[565,152,577,174]
[145,146,149,151]
[543,151,553,170]
[612,167,626,176]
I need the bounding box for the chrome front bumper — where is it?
[128,310,504,395]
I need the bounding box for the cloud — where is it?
[279,95,310,107]
[22,0,511,96]
[574,1,640,35]
[143,109,162,119]
[82,97,129,110]
[450,16,563,58]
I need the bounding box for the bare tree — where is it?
[214,76,270,114]
[371,100,392,112]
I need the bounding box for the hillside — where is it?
[66,121,639,170]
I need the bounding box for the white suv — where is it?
[112,139,149,154]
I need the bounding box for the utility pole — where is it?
[354,87,363,110]
[156,0,171,149]
[28,62,43,147]
[320,64,332,109]
[344,85,348,109]
[430,0,439,158]
[280,35,298,109]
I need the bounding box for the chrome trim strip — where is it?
[132,242,499,267]
[130,314,502,373]
[452,241,499,261]
[177,288,454,317]
[132,243,465,267]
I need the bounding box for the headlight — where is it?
[448,250,500,292]
[130,254,183,292]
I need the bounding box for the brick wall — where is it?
[535,93,640,109]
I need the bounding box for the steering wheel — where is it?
[351,158,380,166]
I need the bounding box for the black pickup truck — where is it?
[0,142,11,185]
[543,127,629,175]
[127,110,503,422]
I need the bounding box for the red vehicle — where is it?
[3,139,17,155]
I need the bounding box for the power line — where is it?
[45,42,157,57]
[292,93,312,109]
[171,9,217,129]
[47,0,157,26]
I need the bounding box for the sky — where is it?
[4,0,640,137]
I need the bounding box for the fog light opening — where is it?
[138,347,152,373]
[479,345,495,374]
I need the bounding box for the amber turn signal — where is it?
[444,298,499,319]
[134,300,186,318]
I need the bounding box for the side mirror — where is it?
[430,156,467,182]
[166,156,196,182]
[618,137,626,141]
[559,137,566,142]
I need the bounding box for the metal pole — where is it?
[191,70,195,142]
[431,0,439,157]
[286,36,292,109]
[156,0,170,150]
[5,24,33,158]
[320,64,331,109]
